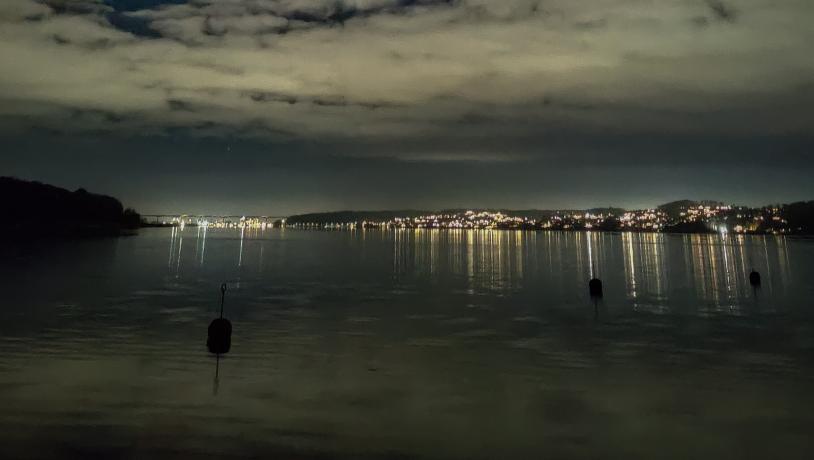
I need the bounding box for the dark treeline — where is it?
[0,177,141,236]
[784,201,814,233]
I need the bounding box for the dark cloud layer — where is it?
[1,0,813,213]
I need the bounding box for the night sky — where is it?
[1,0,812,215]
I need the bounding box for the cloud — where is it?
[0,0,812,165]
[705,0,738,23]
[0,0,52,21]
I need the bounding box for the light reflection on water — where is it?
[1,228,814,459]
[382,228,799,314]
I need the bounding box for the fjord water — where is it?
[1,228,813,459]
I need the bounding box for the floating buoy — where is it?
[208,318,232,354]
[207,283,232,354]
[749,270,761,288]
[589,278,604,299]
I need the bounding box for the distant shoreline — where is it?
[285,227,805,237]
[276,201,814,236]
[140,224,811,238]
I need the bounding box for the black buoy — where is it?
[207,283,232,354]
[589,278,603,320]
[749,270,761,288]
[589,278,604,299]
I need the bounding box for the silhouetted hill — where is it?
[782,201,814,233]
[657,200,724,219]
[0,177,141,236]
[282,202,814,235]
[661,221,715,234]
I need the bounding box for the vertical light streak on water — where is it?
[459,230,468,277]
[399,228,405,275]
[491,230,498,284]
[506,232,513,286]
[700,236,713,307]
[530,232,538,281]
[475,231,484,287]
[168,226,177,268]
[200,225,207,266]
[441,231,449,276]
[641,233,665,312]
[720,233,734,310]
[444,231,453,275]
[407,228,414,273]
[486,231,494,289]
[511,231,517,286]
[450,229,464,276]
[426,229,432,274]
[656,234,667,304]
[509,231,517,288]
[392,228,399,276]
[496,231,504,288]
[682,235,693,293]
[704,235,715,304]
[641,234,651,302]
[477,230,484,286]
[413,229,420,274]
[498,230,506,289]
[574,233,585,283]
[411,229,417,275]
[545,232,553,278]
[641,234,652,308]
[623,232,637,307]
[238,226,245,268]
[175,227,183,278]
[415,229,423,274]
[762,236,773,296]
[604,232,612,277]
[554,232,564,298]
[684,235,700,311]
[777,236,791,290]
[737,235,748,294]
[195,225,201,260]
[466,230,474,295]
[428,229,434,275]
[587,231,594,280]
[516,231,526,285]
[731,237,742,300]
[489,231,497,288]
[429,229,439,277]
[412,229,421,272]
[480,230,488,288]
[596,233,603,279]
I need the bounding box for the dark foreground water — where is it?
[1,228,813,459]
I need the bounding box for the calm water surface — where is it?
[1,228,814,459]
